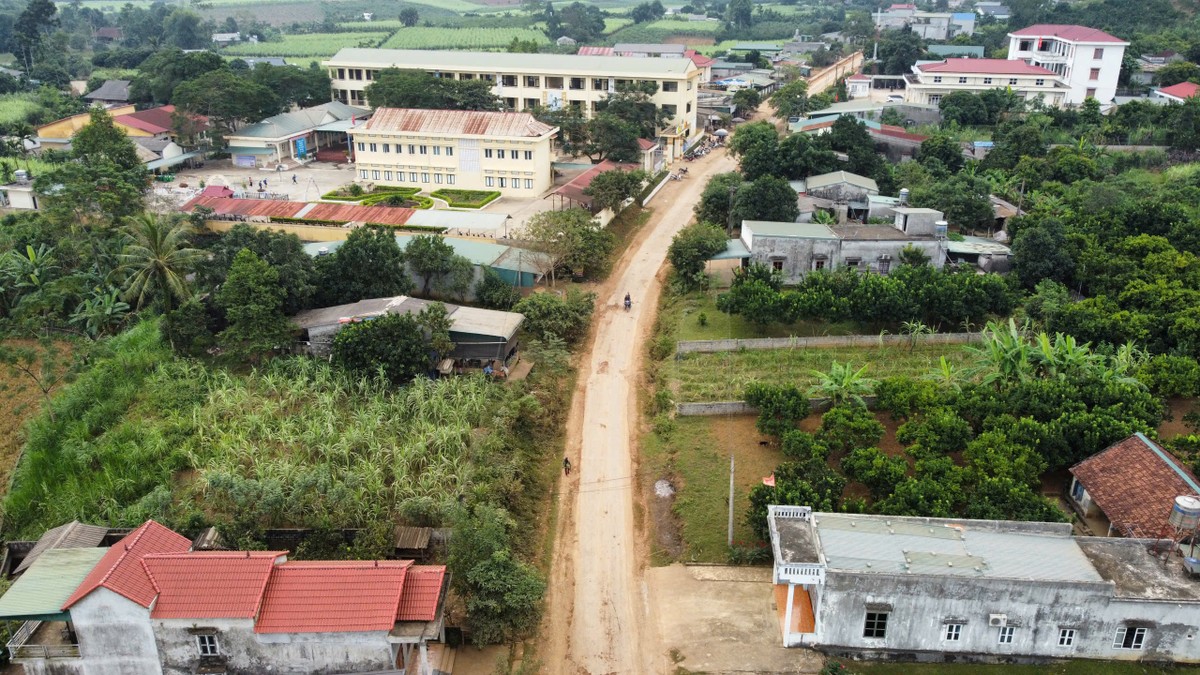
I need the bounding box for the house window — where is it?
[497,149,506,159]
[524,150,533,160]
[1086,87,1097,98]
[998,626,1015,644]
[958,77,967,84]
[663,104,677,116]
[814,259,826,270]
[448,174,455,185]
[846,258,861,269]
[929,95,942,105]
[382,144,390,153]
[944,624,962,642]
[1009,78,1018,85]
[1058,629,1076,647]
[485,149,494,158]
[434,174,443,184]
[547,76,563,88]
[983,77,992,84]
[337,68,345,79]
[771,260,784,271]
[395,144,403,153]
[933,76,942,83]
[525,76,540,87]
[433,146,441,156]
[863,612,889,638]
[878,259,891,274]
[408,144,416,154]
[384,171,392,180]
[1035,79,1045,86]
[592,78,607,90]
[502,75,517,87]
[1114,627,1147,650]
[1090,68,1101,80]
[525,97,539,109]
[663,81,678,92]
[419,145,428,155]
[359,170,368,179]
[486,176,495,187]
[369,143,377,152]
[525,179,533,189]
[1094,47,1104,59]
[447,146,454,156]
[197,635,219,657]
[499,177,507,188]
[570,77,585,90]
[459,73,474,80]
[372,170,380,180]
[1019,40,1033,51]
[409,172,418,182]
[421,172,430,183]
[356,142,365,151]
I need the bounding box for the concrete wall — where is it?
[805,52,865,96]
[747,235,840,283]
[840,238,945,273]
[155,619,395,675]
[71,588,163,675]
[809,571,1200,663]
[675,332,981,354]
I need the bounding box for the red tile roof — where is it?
[552,159,640,205]
[181,195,416,227]
[1070,433,1200,538]
[362,109,556,138]
[396,565,446,621]
[919,58,1056,75]
[255,561,412,634]
[62,521,191,609]
[143,551,285,619]
[684,49,716,68]
[114,105,208,135]
[1009,24,1126,44]
[1157,82,1200,100]
[577,46,614,56]
[636,137,658,151]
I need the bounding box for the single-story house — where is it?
[292,295,524,368]
[36,104,136,151]
[846,74,871,99]
[796,170,879,204]
[223,101,370,169]
[1153,81,1200,104]
[1069,432,1200,539]
[547,159,644,224]
[768,505,1200,661]
[945,235,1011,272]
[232,57,289,68]
[83,79,131,106]
[113,105,208,144]
[0,520,449,675]
[211,31,241,45]
[93,26,122,42]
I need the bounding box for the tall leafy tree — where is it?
[405,235,461,297]
[117,214,204,311]
[197,224,316,314]
[314,226,412,305]
[366,69,503,111]
[583,168,646,213]
[173,69,282,137]
[668,221,728,290]
[730,175,799,224]
[770,80,811,120]
[331,311,434,384]
[14,0,57,71]
[217,249,295,364]
[728,121,780,180]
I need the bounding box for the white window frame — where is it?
[933,76,942,83]
[485,176,495,187]
[382,143,390,153]
[1113,627,1146,650]
[485,148,494,158]
[371,170,380,180]
[1058,628,1076,647]
[409,172,418,182]
[356,142,365,151]
[446,146,454,156]
[958,76,967,84]
[944,624,962,642]
[525,179,533,189]
[197,634,219,657]
[384,171,392,181]
[998,626,1015,644]
[368,143,377,152]
[421,172,430,183]
[498,177,507,188]
[1035,78,1045,86]
[983,77,992,84]
[497,149,506,159]
[524,150,533,160]
[433,146,440,156]
[359,170,368,179]
[448,174,455,185]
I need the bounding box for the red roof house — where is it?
[142,551,285,619]
[917,58,1057,76]
[113,105,209,138]
[1155,81,1200,103]
[254,560,413,634]
[1009,24,1126,44]
[1069,433,1200,538]
[62,520,191,609]
[396,565,447,622]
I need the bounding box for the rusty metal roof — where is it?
[393,526,432,550]
[15,521,109,575]
[182,195,415,227]
[361,109,556,139]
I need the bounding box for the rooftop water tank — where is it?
[13,169,28,183]
[898,188,910,205]
[934,220,948,239]
[1170,495,1200,531]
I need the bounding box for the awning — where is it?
[711,238,749,261]
[315,119,368,133]
[226,146,275,155]
[0,548,109,621]
[144,149,204,171]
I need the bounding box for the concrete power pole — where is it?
[727,454,735,547]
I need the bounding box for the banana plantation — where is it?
[2,320,546,543]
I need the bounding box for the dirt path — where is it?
[542,148,738,674]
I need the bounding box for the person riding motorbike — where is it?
[624,293,632,311]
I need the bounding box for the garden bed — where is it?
[321,186,421,202]
[430,189,501,208]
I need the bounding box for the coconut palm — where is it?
[117,213,204,311]
[808,361,877,408]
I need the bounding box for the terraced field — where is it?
[380,26,549,49]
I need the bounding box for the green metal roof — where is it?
[0,548,108,621]
[226,146,275,155]
[743,220,838,239]
[227,101,369,142]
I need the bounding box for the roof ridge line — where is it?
[1135,432,1200,494]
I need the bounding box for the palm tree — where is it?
[117,213,204,311]
[808,361,877,408]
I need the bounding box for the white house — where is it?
[1006,25,1128,105]
[768,506,1200,663]
[0,520,449,675]
[905,58,1067,107]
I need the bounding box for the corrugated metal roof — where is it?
[406,209,507,233]
[946,236,1011,256]
[805,170,878,193]
[227,101,370,141]
[182,195,415,226]
[393,527,432,550]
[84,79,130,101]
[62,521,191,609]
[744,221,838,239]
[292,295,523,340]
[396,565,445,622]
[0,548,109,620]
[450,305,524,339]
[15,521,109,575]
[360,109,556,139]
[325,48,697,77]
[577,46,614,56]
[254,561,411,634]
[813,512,1104,581]
[143,552,285,619]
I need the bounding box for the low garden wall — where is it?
[676,395,880,417]
[675,332,980,355]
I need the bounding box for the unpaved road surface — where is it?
[542,148,738,674]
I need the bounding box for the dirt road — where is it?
[542,148,738,674]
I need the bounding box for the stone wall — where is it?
[676,332,980,355]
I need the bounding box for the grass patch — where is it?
[674,290,862,341]
[322,186,421,201]
[850,662,1200,675]
[380,27,549,50]
[430,188,500,208]
[670,343,973,403]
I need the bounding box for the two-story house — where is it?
[1006,25,1128,105]
[323,48,702,161]
[905,59,1067,107]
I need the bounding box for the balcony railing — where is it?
[6,621,81,660]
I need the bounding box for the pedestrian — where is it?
[292,174,298,184]
[263,178,268,188]
[563,456,571,476]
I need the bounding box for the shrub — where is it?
[430,189,501,208]
[513,289,596,344]
[331,313,433,385]
[1137,354,1200,398]
[744,382,810,438]
[474,266,522,310]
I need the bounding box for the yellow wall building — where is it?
[324,48,702,161]
[350,108,558,195]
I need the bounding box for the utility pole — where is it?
[727,454,735,547]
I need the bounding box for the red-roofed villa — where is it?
[1154,81,1200,104]
[0,520,449,675]
[906,58,1068,107]
[1007,24,1128,104]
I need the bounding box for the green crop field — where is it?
[380,26,548,49]
[609,19,725,45]
[338,20,408,30]
[0,93,47,128]
[224,32,392,58]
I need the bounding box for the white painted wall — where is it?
[70,587,163,675]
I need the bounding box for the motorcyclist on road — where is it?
[624,293,632,311]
